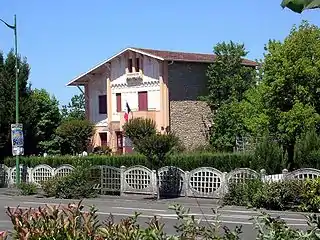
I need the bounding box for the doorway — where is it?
[116,131,123,154]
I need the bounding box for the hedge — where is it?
[4,150,320,174]
[3,152,265,173]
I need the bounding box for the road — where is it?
[0,194,313,239]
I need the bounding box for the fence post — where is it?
[260,169,266,182]
[120,166,126,196]
[184,171,190,198]
[222,171,228,197]
[282,169,288,180]
[152,170,157,197]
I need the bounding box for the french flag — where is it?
[124,102,131,122]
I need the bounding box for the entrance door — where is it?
[116,131,123,154]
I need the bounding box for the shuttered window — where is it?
[98,95,107,114]
[138,91,148,111]
[116,93,121,112]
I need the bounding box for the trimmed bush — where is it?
[3,151,286,173]
[224,178,320,212]
[41,162,99,199]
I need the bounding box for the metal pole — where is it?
[0,15,20,184]
[14,15,20,185]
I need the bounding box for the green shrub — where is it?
[41,163,98,199]
[299,178,320,212]
[224,179,313,212]
[223,179,263,206]
[40,176,62,197]
[253,134,285,174]
[17,182,38,196]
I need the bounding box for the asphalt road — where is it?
[0,195,313,239]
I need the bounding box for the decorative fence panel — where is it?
[2,164,320,199]
[187,167,224,198]
[121,165,155,195]
[158,166,186,198]
[284,168,320,180]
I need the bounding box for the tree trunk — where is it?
[286,144,295,170]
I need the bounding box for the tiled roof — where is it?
[132,47,258,67]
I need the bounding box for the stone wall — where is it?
[169,101,212,149]
[168,62,212,149]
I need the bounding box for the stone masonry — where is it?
[168,62,212,149]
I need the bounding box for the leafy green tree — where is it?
[0,50,31,156]
[122,117,157,144]
[55,119,94,155]
[136,132,179,199]
[205,41,256,151]
[61,93,85,121]
[281,0,320,13]
[205,41,256,111]
[23,89,61,154]
[261,21,320,165]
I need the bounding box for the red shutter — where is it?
[98,95,107,114]
[138,91,148,111]
[116,93,121,112]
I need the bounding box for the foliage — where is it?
[92,146,112,155]
[224,178,320,212]
[3,151,285,174]
[205,41,256,111]
[224,179,264,207]
[25,89,61,154]
[4,201,320,240]
[294,128,320,169]
[209,100,248,152]
[260,21,320,165]
[6,201,101,240]
[299,178,320,213]
[122,117,157,143]
[252,133,285,173]
[61,93,85,121]
[55,119,94,155]
[281,0,320,13]
[136,133,180,168]
[17,182,38,196]
[41,162,98,199]
[0,50,31,156]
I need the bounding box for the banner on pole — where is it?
[11,123,24,156]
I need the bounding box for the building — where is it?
[67,47,257,153]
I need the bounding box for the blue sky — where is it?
[1,1,319,106]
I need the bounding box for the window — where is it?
[99,133,108,146]
[128,58,133,73]
[98,95,107,114]
[136,58,140,72]
[116,93,121,112]
[138,91,148,111]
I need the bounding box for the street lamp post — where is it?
[0,15,20,185]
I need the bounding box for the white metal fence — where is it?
[1,164,320,199]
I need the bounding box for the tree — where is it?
[205,41,257,151]
[0,50,31,157]
[252,21,320,166]
[23,89,61,154]
[61,93,85,121]
[281,0,320,13]
[55,119,94,155]
[205,41,256,111]
[122,117,157,145]
[122,117,180,199]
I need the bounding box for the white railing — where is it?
[1,164,319,199]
